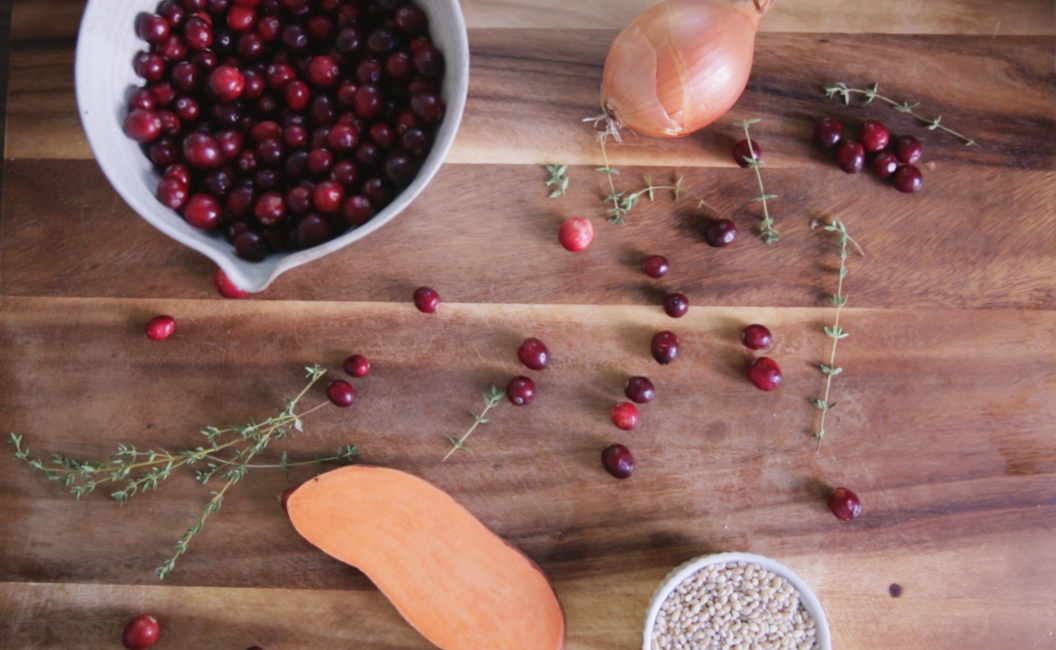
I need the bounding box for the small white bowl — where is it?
[75,0,469,293]
[643,552,832,650]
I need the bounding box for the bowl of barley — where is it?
[643,552,832,650]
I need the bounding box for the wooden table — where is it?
[2,1,1055,648]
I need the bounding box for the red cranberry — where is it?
[163,163,191,184]
[357,59,383,84]
[214,267,248,299]
[506,376,535,406]
[135,52,167,81]
[355,142,382,170]
[190,50,218,73]
[310,94,337,125]
[601,444,635,479]
[400,128,430,157]
[353,84,384,119]
[369,123,396,149]
[327,380,356,407]
[250,120,280,143]
[254,191,286,225]
[409,93,443,124]
[329,160,357,187]
[859,120,890,153]
[337,4,359,27]
[184,16,213,50]
[412,44,444,78]
[158,110,181,136]
[342,195,373,225]
[651,331,679,365]
[122,614,161,650]
[226,186,255,216]
[828,487,863,521]
[242,69,265,98]
[624,376,655,404]
[362,178,389,207]
[256,137,284,166]
[216,129,244,159]
[158,34,188,61]
[238,31,265,58]
[367,28,396,56]
[344,354,370,378]
[704,218,737,247]
[558,218,593,252]
[747,357,782,391]
[266,62,296,90]
[172,95,200,121]
[255,168,280,190]
[307,55,340,87]
[234,230,267,260]
[516,338,550,371]
[145,313,178,341]
[394,6,426,36]
[258,14,281,41]
[124,109,162,143]
[184,194,222,229]
[308,14,335,42]
[386,51,413,82]
[307,148,334,176]
[151,81,177,106]
[181,0,207,11]
[281,23,308,52]
[835,141,865,174]
[870,151,899,178]
[663,293,689,318]
[281,80,309,111]
[893,135,923,164]
[159,0,187,26]
[183,132,224,168]
[295,213,332,247]
[171,60,200,91]
[893,164,923,193]
[283,150,307,177]
[413,287,440,313]
[256,93,279,115]
[285,186,312,214]
[732,139,761,167]
[814,118,843,149]
[395,111,417,135]
[336,82,359,108]
[309,126,332,149]
[129,87,156,112]
[384,154,417,187]
[327,123,360,152]
[643,255,669,278]
[208,65,244,101]
[283,124,308,149]
[156,178,189,210]
[741,324,773,350]
[137,13,171,44]
[148,138,179,166]
[236,150,258,173]
[313,180,344,213]
[611,402,639,431]
[336,27,364,55]
[407,77,436,95]
[228,5,256,31]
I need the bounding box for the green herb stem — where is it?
[734,119,780,244]
[443,386,504,461]
[824,82,976,146]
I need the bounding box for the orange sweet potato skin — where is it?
[285,466,566,650]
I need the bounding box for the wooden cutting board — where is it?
[2,1,1055,648]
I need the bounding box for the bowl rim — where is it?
[642,552,832,650]
[74,0,470,294]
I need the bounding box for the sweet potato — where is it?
[285,466,566,650]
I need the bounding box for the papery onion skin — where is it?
[601,0,773,138]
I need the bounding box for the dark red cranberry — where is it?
[256,137,284,166]
[747,357,782,391]
[356,59,383,84]
[134,52,167,81]
[144,315,177,342]
[741,324,773,350]
[335,26,364,56]
[265,62,296,90]
[295,213,332,248]
[307,55,340,87]
[207,0,229,12]
[258,14,281,41]
[183,16,213,50]
[611,402,639,431]
[256,93,279,115]
[352,84,384,119]
[330,160,357,187]
[212,101,244,128]
[704,219,737,247]
[893,164,923,193]
[893,135,923,164]
[327,123,360,152]
[871,151,899,178]
[226,219,253,243]
[409,93,443,124]
[158,109,181,135]
[227,5,256,31]
[284,186,311,214]
[327,380,356,407]
[336,82,359,108]
[183,133,224,168]
[384,154,416,187]
[159,0,187,26]
[506,376,535,406]
[394,6,426,36]
[362,177,389,207]
[157,178,189,210]
[643,255,669,278]
[208,65,244,101]
[344,354,370,378]
[407,76,436,95]
[310,126,332,149]
[281,23,308,52]
[307,148,334,176]
[189,49,218,73]
[313,180,344,213]
[181,0,207,11]
[369,123,396,149]
[732,139,761,167]
[163,163,191,184]
[128,88,157,111]
[400,127,430,157]
[242,69,265,99]
[172,95,200,121]
[337,4,359,28]
[214,267,249,299]
[367,28,396,56]
[238,31,265,58]
[663,293,689,318]
[236,150,258,173]
[149,138,180,166]
[385,51,413,82]
[234,230,267,260]
[354,142,382,170]
[137,13,171,44]
[216,129,244,159]
[859,120,890,153]
[226,186,255,216]
[125,109,162,142]
[283,124,308,149]
[151,81,177,107]
[158,34,189,61]
[253,191,285,225]
[814,118,843,149]
[212,26,235,55]
[601,444,635,479]
[308,14,335,42]
[183,193,222,229]
[310,94,336,125]
[122,614,161,650]
[651,331,679,365]
[516,338,550,370]
[342,195,373,225]
[254,168,280,190]
[413,287,440,313]
[624,376,655,404]
[828,487,863,521]
[836,141,866,174]
[283,80,309,111]
[412,44,444,78]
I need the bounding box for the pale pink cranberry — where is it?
[558,218,593,252]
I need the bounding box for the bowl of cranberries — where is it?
[75,0,469,293]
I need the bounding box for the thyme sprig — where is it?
[810,219,864,451]
[8,365,359,579]
[443,386,504,461]
[733,119,780,244]
[545,164,570,198]
[824,82,976,146]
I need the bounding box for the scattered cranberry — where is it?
[517,338,550,371]
[732,139,760,168]
[747,356,782,391]
[704,219,737,248]
[828,487,863,521]
[144,315,177,341]
[343,354,370,378]
[892,164,923,193]
[662,293,689,319]
[506,376,536,406]
[814,118,843,149]
[624,376,655,404]
[651,331,680,365]
[413,287,440,313]
[740,324,772,350]
[611,402,640,431]
[893,135,923,164]
[124,109,162,143]
[643,255,669,278]
[214,267,248,299]
[870,151,899,178]
[835,141,865,174]
[859,120,890,153]
[558,218,593,252]
[122,615,161,650]
[601,444,635,479]
[327,380,356,407]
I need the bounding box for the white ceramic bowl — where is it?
[643,552,832,650]
[75,0,469,293]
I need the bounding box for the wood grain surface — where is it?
[1,0,1055,649]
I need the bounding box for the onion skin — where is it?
[601,0,772,138]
